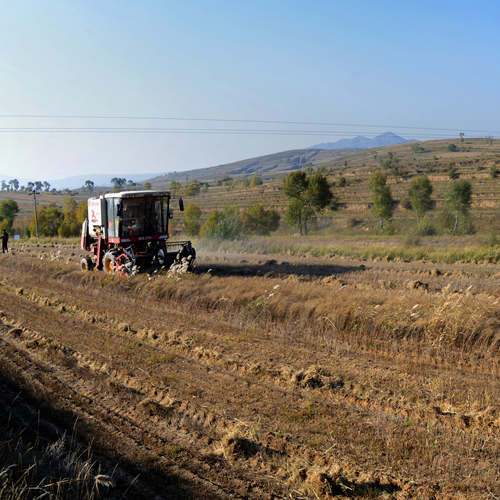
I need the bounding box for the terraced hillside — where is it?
[151,138,500,233]
[0,242,498,498]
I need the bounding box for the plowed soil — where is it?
[0,242,498,499]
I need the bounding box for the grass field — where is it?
[0,239,497,498]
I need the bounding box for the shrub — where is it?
[447,143,458,152]
[183,182,201,196]
[336,176,346,187]
[200,208,242,240]
[184,203,202,236]
[241,204,280,235]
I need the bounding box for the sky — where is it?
[0,0,499,181]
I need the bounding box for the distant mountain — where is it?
[309,132,413,150]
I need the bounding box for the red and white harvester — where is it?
[80,190,195,276]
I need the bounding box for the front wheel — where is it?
[80,256,93,272]
[103,252,116,274]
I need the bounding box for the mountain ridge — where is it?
[308,131,413,150]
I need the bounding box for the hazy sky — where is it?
[1,0,499,180]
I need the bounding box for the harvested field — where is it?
[0,241,498,499]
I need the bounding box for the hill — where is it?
[150,137,500,234]
[147,148,356,186]
[308,131,412,150]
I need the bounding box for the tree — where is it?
[249,175,263,187]
[490,166,498,179]
[43,181,51,192]
[241,204,280,235]
[369,172,394,229]
[184,203,202,236]
[143,182,152,190]
[29,203,63,237]
[448,143,458,152]
[111,177,126,189]
[127,179,136,187]
[34,181,43,192]
[183,182,201,196]
[1,181,7,191]
[84,180,95,192]
[448,166,459,179]
[168,180,181,195]
[336,176,346,187]
[0,199,20,230]
[76,201,88,223]
[283,171,332,235]
[27,182,35,192]
[411,143,425,153]
[200,208,242,239]
[444,179,472,234]
[408,176,433,226]
[58,197,80,237]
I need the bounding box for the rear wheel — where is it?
[103,252,116,274]
[80,256,93,272]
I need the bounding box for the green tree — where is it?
[249,175,263,187]
[448,166,459,179]
[408,176,433,225]
[184,203,202,236]
[58,197,80,237]
[200,208,242,240]
[490,165,498,179]
[143,181,152,190]
[0,199,20,230]
[76,201,88,223]
[283,171,332,235]
[84,180,95,192]
[369,172,394,229]
[30,203,63,237]
[448,143,458,152]
[444,179,472,234]
[111,177,126,190]
[183,182,201,196]
[241,204,280,235]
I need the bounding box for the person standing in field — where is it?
[1,229,8,253]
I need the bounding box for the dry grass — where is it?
[0,248,498,498]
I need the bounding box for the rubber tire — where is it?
[103,252,116,274]
[80,257,93,272]
[156,248,166,266]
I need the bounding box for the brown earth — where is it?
[0,242,498,499]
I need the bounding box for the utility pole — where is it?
[31,190,39,239]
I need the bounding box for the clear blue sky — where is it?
[0,0,499,181]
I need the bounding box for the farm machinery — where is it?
[80,190,195,276]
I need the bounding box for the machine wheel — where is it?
[103,252,116,274]
[156,248,166,266]
[80,256,93,272]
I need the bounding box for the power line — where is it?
[0,127,475,138]
[0,113,498,135]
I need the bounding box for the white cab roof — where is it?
[102,190,171,199]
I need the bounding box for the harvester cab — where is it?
[80,190,195,276]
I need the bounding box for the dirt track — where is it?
[0,243,498,498]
